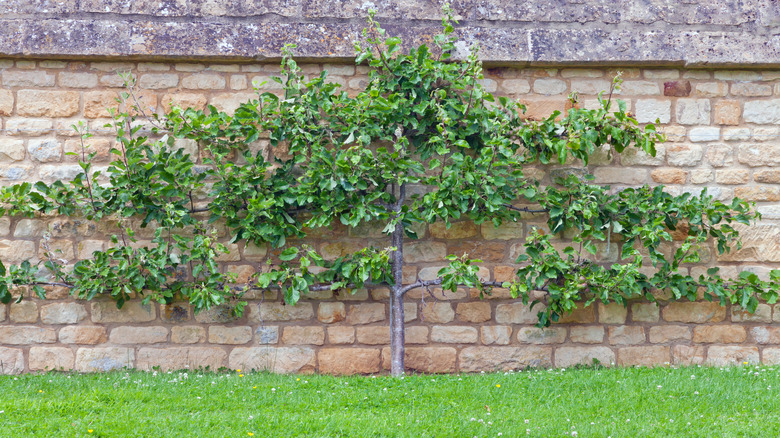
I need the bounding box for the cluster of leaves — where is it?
[0,8,778,327]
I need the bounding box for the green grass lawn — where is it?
[1,365,778,437]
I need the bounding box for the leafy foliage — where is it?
[0,8,778,332]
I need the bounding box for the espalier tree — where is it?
[2,10,780,375]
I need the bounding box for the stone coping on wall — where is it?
[0,0,779,65]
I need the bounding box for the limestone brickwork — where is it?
[1,60,780,374]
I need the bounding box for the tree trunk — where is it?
[390,219,406,376]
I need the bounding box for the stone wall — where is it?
[0,60,779,374]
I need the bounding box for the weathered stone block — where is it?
[58,72,98,88]
[405,326,429,344]
[110,326,168,344]
[495,302,539,324]
[91,301,155,323]
[663,80,691,97]
[744,100,780,124]
[714,100,740,125]
[0,138,24,161]
[171,326,206,344]
[75,347,134,372]
[182,73,226,89]
[281,326,325,345]
[429,221,477,239]
[318,348,380,375]
[517,327,566,344]
[209,326,252,344]
[139,73,179,89]
[431,326,478,343]
[618,346,670,366]
[692,325,746,343]
[636,99,671,123]
[420,302,454,323]
[672,345,706,365]
[555,346,615,367]
[0,347,24,374]
[608,326,645,345]
[569,326,605,344]
[327,326,355,344]
[481,326,512,345]
[676,99,710,125]
[229,347,316,373]
[460,346,552,372]
[29,347,74,371]
[249,302,313,322]
[662,302,726,323]
[403,242,447,263]
[317,302,346,323]
[455,302,491,323]
[27,138,62,162]
[383,347,457,373]
[346,303,385,325]
[137,347,227,371]
[10,301,38,323]
[40,303,87,324]
[750,327,780,344]
[17,90,79,117]
[598,303,627,324]
[556,306,596,324]
[707,346,759,366]
[356,326,390,345]
[648,325,691,343]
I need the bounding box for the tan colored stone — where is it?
[502,79,531,94]
[455,302,491,323]
[762,348,780,365]
[10,301,38,323]
[110,326,168,344]
[690,169,714,184]
[431,326,478,343]
[420,302,454,323]
[731,83,772,96]
[137,347,227,371]
[171,326,206,344]
[734,186,780,202]
[390,347,457,373]
[2,70,54,87]
[707,346,759,366]
[618,346,670,366]
[208,326,252,344]
[608,326,645,345]
[139,73,179,89]
[192,305,238,323]
[405,326,429,344]
[481,326,512,345]
[649,325,692,343]
[346,303,385,325]
[429,221,478,239]
[637,97,672,122]
[91,301,155,323]
[495,302,540,324]
[557,306,596,324]
[29,347,74,371]
[0,90,12,115]
[517,327,566,344]
[715,169,749,185]
[631,303,660,322]
[754,170,780,184]
[182,73,226,89]
[449,241,508,262]
[318,348,380,375]
[480,221,524,240]
[83,91,119,118]
[58,72,98,88]
[651,168,687,184]
[407,286,468,300]
[714,100,740,125]
[670,345,706,365]
[662,302,726,323]
[356,326,390,345]
[403,242,447,263]
[555,346,615,367]
[676,99,710,125]
[403,302,418,322]
[162,92,208,110]
[249,302,313,322]
[737,144,780,167]
[317,302,346,323]
[281,326,325,345]
[75,347,134,372]
[750,327,780,344]
[328,327,355,344]
[40,303,87,324]
[695,82,727,97]
[598,303,627,324]
[229,347,316,373]
[666,143,703,166]
[0,347,24,374]
[460,346,552,371]
[732,304,772,323]
[569,326,604,344]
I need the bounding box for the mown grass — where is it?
[1,365,778,437]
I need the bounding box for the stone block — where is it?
[618,346,670,366]
[384,347,457,373]
[431,326,478,343]
[731,83,772,96]
[405,326,429,344]
[663,80,691,97]
[356,326,390,345]
[91,301,155,323]
[420,302,454,323]
[255,326,279,344]
[706,346,759,366]
[556,306,596,324]
[455,302,491,323]
[715,169,749,185]
[533,78,566,95]
[676,99,710,125]
[569,326,604,344]
[160,304,191,323]
[635,99,671,124]
[608,326,645,345]
[555,346,615,367]
[75,347,134,372]
[429,221,477,239]
[281,326,325,345]
[621,81,660,95]
[662,302,725,323]
[139,73,179,89]
[648,325,691,343]
[346,303,385,325]
[182,73,226,89]
[755,170,780,184]
[110,326,168,344]
[58,72,98,88]
[688,127,719,142]
[0,347,24,374]
[495,302,539,324]
[750,327,780,344]
[193,305,238,324]
[17,90,79,118]
[517,327,566,344]
[2,70,54,87]
[318,348,380,375]
[137,347,227,371]
[0,90,12,115]
[403,242,447,263]
[598,303,627,324]
[10,301,38,323]
[714,100,740,125]
[651,168,687,184]
[481,326,512,345]
[743,100,780,124]
[695,82,727,97]
[40,303,87,324]
[732,304,772,323]
[317,302,346,323]
[229,347,316,373]
[502,79,531,94]
[171,326,206,344]
[481,221,524,240]
[460,346,552,372]
[666,144,703,166]
[0,138,24,161]
[327,326,355,344]
[737,144,780,167]
[27,138,62,162]
[249,302,313,322]
[209,326,252,344]
[593,167,647,184]
[692,325,746,343]
[29,347,74,371]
